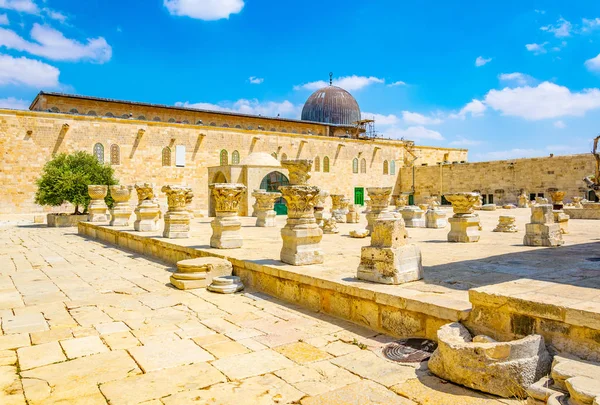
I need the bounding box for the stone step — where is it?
[565,376,600,405]
[552,356,600,391]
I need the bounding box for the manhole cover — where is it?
[586,257,600,262]
[382,338,438,363]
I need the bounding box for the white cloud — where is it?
[0,14,8,25]
[385,126,444,141]
[164,0,244,21]
[402,110,443,125]
[535,9,545,15]
[176,99,301,119]
[582,17,600,33]
[0,23,112,63]
[475,56,492,67]
[585,53,600,72]
[0,53,59,87]
[450,99,487,119]
[554,120,566,129]
[525,42,548,55]
[43,9,67,23]
[361,112,400,126]
[387,80,406,87]
[541,17,572,37]
[484,81,600,120]
[449,136,482,146]
[499,72,536,86]
[248,76,263,84]
[0,96,27,109]
[294,75,384,91]
[0,0,38,13]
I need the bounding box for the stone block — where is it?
[554,211,569,234]
[170,257,232,290]
[523,223,563,247]
[256,209,276,227]
[349,229,369,238]
[371,218,407,248]
[207,276,244,294]
[493,215,518,233]
[210,215,242,249]
[281,224,324,265]
[425,208,447,228]
[47,214,87,228]
[447,215,480,243]
[531,204,554,224]
[400,206,426,228]
[481,204,496,211]
[357,244,423,285]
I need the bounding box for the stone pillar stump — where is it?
[109,185,132,226]
[252,189,281,227]
[357,217,422,285]
[524,205,563,247]
[549,190,566,210]
[346,203,360,223]
[493,215,518,233]
[401,206,426,228]
[162,185,192,238]
[170,257,233,290]
[366,187,393,232]
[134,183,160,232]
[88,185,109,222]
[314,190,329,228]
[426,208,447,228]
[445,192,481,243]
[210,183,246,249]
[331,194,347,223]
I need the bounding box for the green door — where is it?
[408,194,414,205]
[260,171,289,215]
[354,187,364,205]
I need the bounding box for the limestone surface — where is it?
[170,257,233,290]
[493,215,518,233]
[87,185,109,222]
[161,185,192,239]
[252,190,281,227]
[210,183,246,249]
[133,183,160,232]
[401,206,426,228]
[207,276,244,294]
[445,193,481,243]
[366,187,393,232]
[109,185,132,226]
[524,205,563,247]
[428,322,551,398]
[426,208,447,228]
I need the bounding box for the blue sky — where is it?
[1,0,600,161]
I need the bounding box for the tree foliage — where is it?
[35,151,118,214]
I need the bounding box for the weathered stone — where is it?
[60,336,109,359]
[211,349,295,380]
[47,213,88,227]
[493,215,518,233]
[322,217,339,234]
[481,204,497,211]
[87,185,109,222]
[565,376,600,405]
[550,190,566,210]
[210,183,246,249]
[161,185,192,238]
[400,205,426,228]
[170,257,233,290]
[252,189,281,227]
[366,187,393,232]
[551,356,600,391]
[554,210,569,234]
[274,360,361,396]
[330,194,347,223]
[445,193,481,243]
[524,205,563,247]
[346,203,360,223]
[133,183,160,232]
[313,190,329,227]
[518,191,530,208]
[17,342,67,370]
[207,276,244,294]
[428,322,551,398]
[128,339,214,373]
[426,208,447,228]
[302,380,416,405]
[109,185,132,226]
[349,228,369,238]
[281,159,313,186]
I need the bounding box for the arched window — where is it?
[281,153,288,161]
[247,125,254,130]
[88,111,97,116]
[390,160,396,175]
[69,108,78,114]
[168,118,176,123]
[93,143,104,163]
[323,156,330,173]
[314,156,320,172]
[50,106,59,113]
[121,114,130,119]
[235,125,242,129]
[137,115,146,120]
[220,150,228,166]
[383,160,389,175]
[182,120,189,124]
[153,117,161,122]
[105,112,114,117]
[360,158,367,173]
[210,122,216,126]
[271,152,278,159]
[281,129,287,133]
[110,144,120,165]
[162,147,171,166]
[222,123,230,128]
[270,128,276,132]
[231,150,240,164]
[353,158,359,174]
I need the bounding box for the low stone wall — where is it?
[564,206,600,219]
[77,222,466,340]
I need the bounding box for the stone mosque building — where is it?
[0,83,596,215]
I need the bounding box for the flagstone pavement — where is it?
[0,222,525,405]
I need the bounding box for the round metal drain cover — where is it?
[382,338,437,363]
[586,257,600,262]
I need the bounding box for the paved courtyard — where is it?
[0,218,530,405]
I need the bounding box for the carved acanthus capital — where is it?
[280,185,320,219]
[185,189,194,206]
[210,183,246,213]
[109,185,132,203]
[444,192,481,215]
[88,185,108,200]
[367,187,392,211]
[549,190,566,204]
[162,185,191,211]
[330,194,345,210]
[252,190,282,211]
[281,159,313,185]
[135,183,156,202]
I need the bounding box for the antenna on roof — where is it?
[329,72,333,86]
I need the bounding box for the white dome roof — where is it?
[239,152,281,167]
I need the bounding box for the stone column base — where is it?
[211,215,242,249]
[523,223,563,247]
[88,208,109,223]
[133,206,160,232]
[366,211,393,232]
[448,216,481,243]
[207,276,244,294]
[163,211,191,238]
[357,244,422,285]
[170,257,233,290]
[332,210,347,223]
[426,209,447,228]
[280,222,324,265]
[256,210,277,227]
[110,208,131,226]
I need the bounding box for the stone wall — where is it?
[398,154,596,204]
[1,109,462,214]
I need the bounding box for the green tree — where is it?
[35,151,119,214]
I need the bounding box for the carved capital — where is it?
[210,183,246,213]
[162,185,192,211]
[549,190,566,204]
[280,185,320,219]
[366,187,392,211]
[281,159,313,185]
[109,185,132,203]
[252,190,282,211]
[444,192,481,215]
[88,185,108,200]
[135,183,156,202]
[330,194,345,210]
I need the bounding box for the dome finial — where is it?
[329,72,333,86]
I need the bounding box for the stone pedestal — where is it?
[349,229,369,238]
[346,204,360,223]
[554,210,569,234]
[252,190,281,227]
[331,194,347,223]
[280,185,324,265]
[518,192,529,208]
[162,185,192,238]
[109,185,132,226]
[550,190,566,211]
[366,187,393,232]
[170,257,233,290]
[210,183,246,249]
[134,183,160,232]
[401,206,426,228]
[493,215,518,233]
[313,190,329,228]
[524,205,563,247]
[357,218,422,285]
[395,194,408,209]
[88,185,109,222]
[426,208,447,228]
[445,193,481,243]
[322,217,339,234]
[207,276,244,294]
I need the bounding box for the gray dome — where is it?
[301,86,361,125]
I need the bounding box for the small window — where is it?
[360,158,367,173]
[182,120,189,124]
[110,144,120,165]
[210,122,216,126]
[281,129,287,133]
[315,156,320,172]
[162,147,171,166]
[270,128,276,132]
[88,111,97,116]
[153,117,161,122]
[69,108,78,114]
[222,123,230,128]
[105,112,114,117]
[93,143,104,163]
[247,125,254,130]
[175,145,186,167]
[168,118,176,123]
[137,115,146,120]
[220,150,228,166]
[390,160,396,175]
[353,158,359,174]
[383,160,389,175]
[271,152,278,159]
[323,156,330,173]
[50,106,59,113]
[232,150,240,164]
[235,125,242,129]
[281,153,288,161]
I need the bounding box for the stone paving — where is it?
[0,221,526,404]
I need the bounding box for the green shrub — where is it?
[35,151,118,214]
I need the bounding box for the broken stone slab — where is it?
[349,229,369,238]
[565,376,600,405]
[170,257,233,290]
[428,322,551,398]
[322,217,339,234]
[551,356,600,391]
[207,276,244,294]
[482,204,497,211]
[493,215,518,233]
